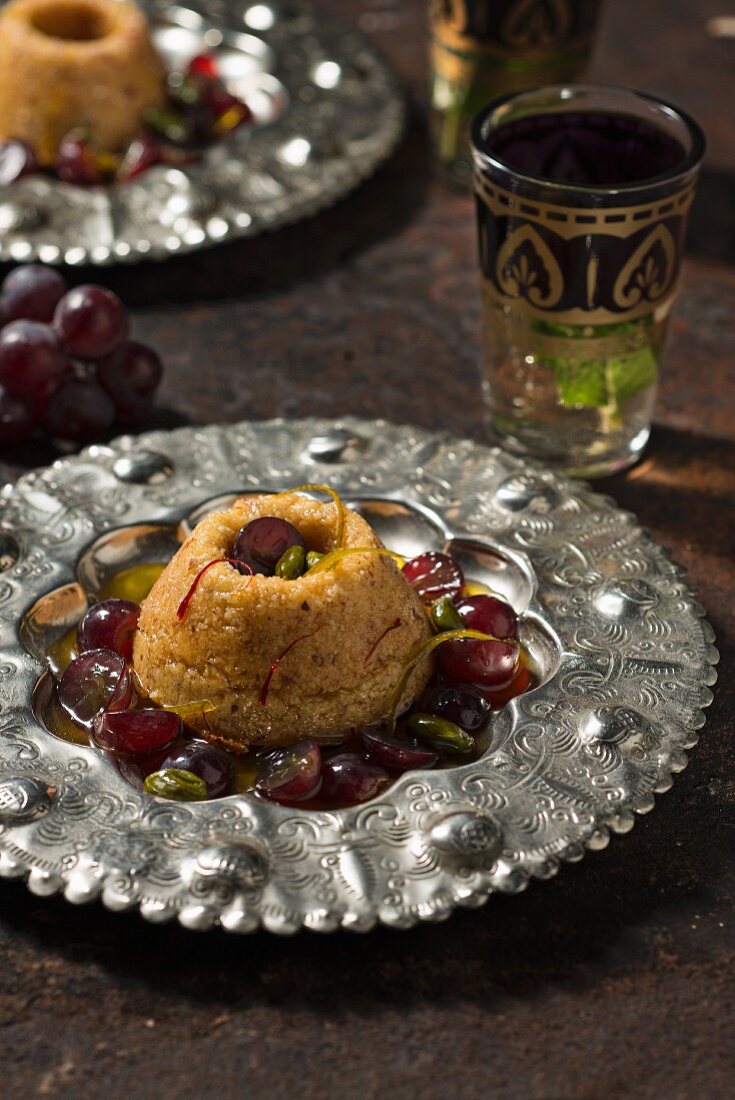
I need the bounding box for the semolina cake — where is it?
[0,0,166,165]
[132,493,434,748]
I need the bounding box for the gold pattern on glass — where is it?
[612,225,676,309]
[500,0,573,49]
[474,172,697,239]
[496,224,564,307]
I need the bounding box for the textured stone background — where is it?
[0,1,733,1097]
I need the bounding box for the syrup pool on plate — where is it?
[36,547,535,808]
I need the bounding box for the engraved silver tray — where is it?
[0,419,718,933]
[0,0,404,266]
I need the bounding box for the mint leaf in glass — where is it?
[531,317,660,410]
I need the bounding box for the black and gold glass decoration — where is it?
[470,85,705,477]
[429,0,603,182]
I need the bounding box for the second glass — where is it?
[471,84,705,477]
[429,0,603,183]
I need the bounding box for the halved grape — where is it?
[92,709,180,755]
[361,728,438,771]
[77,599,140,659]
[402,551,464,602]
[0,320,66,399]
[420,684,491,733]
[0,265,66,323]
[256,739,321,802]
[437,637,519,688]
[54,285,128,359]
[232,517,306,576]
[162,741,233,798]
[320,753,390,805]
[57,648,131,728]
[454,594,518,639]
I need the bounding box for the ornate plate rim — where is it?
[0,0,405,266]
[0,417,719,934]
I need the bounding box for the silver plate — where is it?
[0,419,718,933]
[0,1,404,266]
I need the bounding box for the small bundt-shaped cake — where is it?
[132,493,434,749]
[0,0,166,165]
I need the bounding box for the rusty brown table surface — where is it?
[0,1,733,1097]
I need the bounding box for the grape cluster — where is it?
[0,265,162,447]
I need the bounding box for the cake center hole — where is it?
[31,1,111,41]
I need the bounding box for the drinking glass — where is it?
[429,0,604,184]
[471,84,705,476]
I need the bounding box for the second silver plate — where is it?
[0,0,404,266]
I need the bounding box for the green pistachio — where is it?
[275,544,307,579]
[144,768,208,801]
[431,595,464,632]
[406,713,474,754]
[143,107,190,145]
[306,551,325,570]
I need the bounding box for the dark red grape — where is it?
[361,729,438,771]
[0,265,66,323]
[77,598,140,659]
[92,709,180,755]
[0,382,37,446]
[0,320,66,399]
[162,741,233,798]
[56,133,103,185]
[437,636,519,689]
[256,739,322,802]
[187,54,219,79]
[454,594,518,639]
[0,139,37,185]
[98,341,163,420]
[115,748,170,789]
[482,664,533,708]
[54,285,128,359]
[206,85,242,117]
[420,684,491,733]
[402,551,464,602]
[117,132,161,182]
[320,753,390,805]
[58,648,131,728]
[232,517,306,576]
[42,378,116,441]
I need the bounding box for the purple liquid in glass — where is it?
[483,111,686,186]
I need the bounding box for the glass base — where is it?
[488,421,651,479]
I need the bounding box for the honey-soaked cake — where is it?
[0,0,166,166]
[132,493,434,749]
